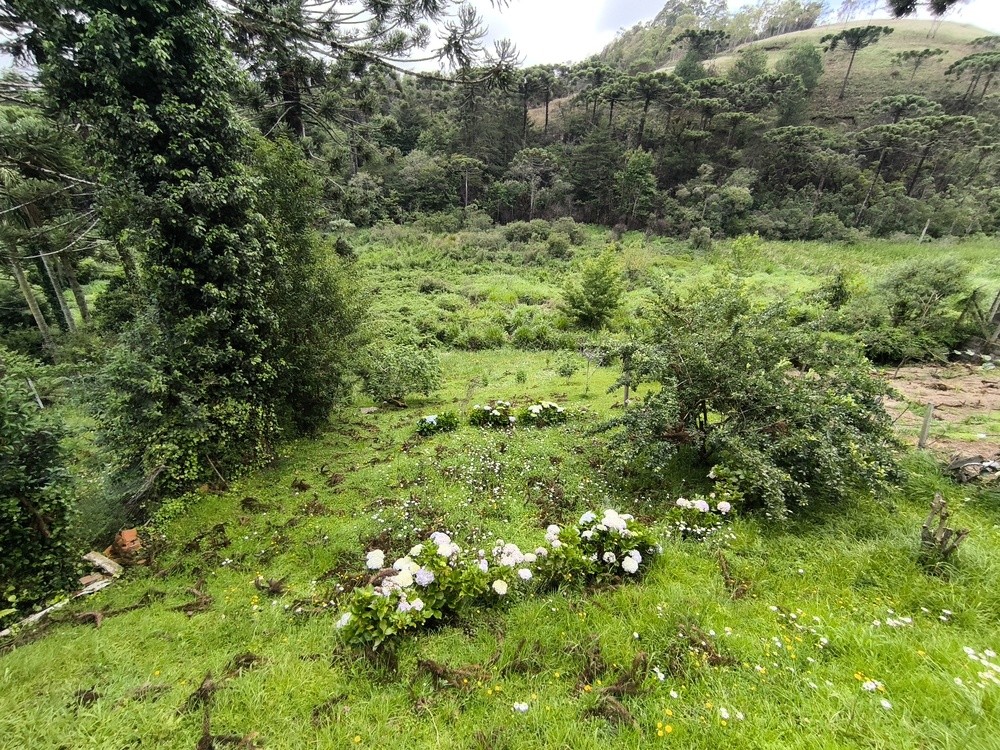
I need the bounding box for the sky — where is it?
[1,1,997,71]
[480,0,1000,66]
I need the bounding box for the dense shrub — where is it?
[826,258,972,363]
[610,280,902,519]
[360,343,440,404]
[469,400,516,428]
[416,412,460,436]
[518,401,568,427]
[1,351,78,621]
[336,512,659,649]
[562,250,624,329]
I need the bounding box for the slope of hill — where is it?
[531,20,992,129]
[677,20,991,119]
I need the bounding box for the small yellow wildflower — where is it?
[353,737,361,745]
[583,685,593,693]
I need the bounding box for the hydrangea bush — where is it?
[416,411,460,436]
[336,510,660,649]
[533,509,660,588]
[469,401,516,428]
[518,401,567,427]
[665,493,735,541]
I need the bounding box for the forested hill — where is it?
[661,20,990,118]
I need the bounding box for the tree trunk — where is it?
[522,93,529,144]
[117,243,140,289]
[608,100,615,128]
[59,252,90,323]
[839,48,858,100]
[39,251,75,331]
[544,90,550,136]
[907,143,933,196]
[8,254,55,354]
[638,99,651,148]
[856,147,887,226]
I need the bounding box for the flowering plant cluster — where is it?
[416,411,460,436]
[518,401,567,427]
[665,493,736,542]
[336,509,659,648]
[336,532,535,649]
[469,401,516,428]
[533,509,660,588]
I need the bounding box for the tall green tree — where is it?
[7,0,359,491]
[821,26,894,100]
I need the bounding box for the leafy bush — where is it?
[611,280,902,519]
[1,353,78,620]
[360,343,440,405]
[546,232,573,259]
[563,250,624,329]
[826,258,972,363]
[551,216,586,245]
[416,411,460,436]
[533,510,660,588]
[518,401,568,427]
[666,493,736,542]
[689,226,713,251]
[336,533,513,650]
[335,511,659,649]
[469,400,516,428]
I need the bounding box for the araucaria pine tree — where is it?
[12,0,359,491]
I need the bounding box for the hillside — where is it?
[531,19,991,134]
[682,20,991,120]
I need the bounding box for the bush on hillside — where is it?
[1,350,78,622]
[360,342,440,405]
[609,280,902,519]
[825,258,973,363]
[562,250,624,329]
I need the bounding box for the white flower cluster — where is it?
[526,401,565,415]
[675,497,731,514]
[546,510,648,575]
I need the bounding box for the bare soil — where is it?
[885,365,1000,460]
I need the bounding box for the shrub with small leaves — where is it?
[533,509,660,588]
[416,411,460,436]
[518,401,568,427]
[1,355,79,621]
[469,401,516,428]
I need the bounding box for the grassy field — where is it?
[2,231,999,749]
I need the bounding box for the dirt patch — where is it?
[885,365,1000,459]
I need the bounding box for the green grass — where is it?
[2,350,999,749]
[3,232,1000,749]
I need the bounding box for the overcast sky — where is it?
[481,0,1000,66]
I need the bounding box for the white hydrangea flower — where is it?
[622,556,640,574]
[518,568,532,580]
[717,501,732,514]
[602,552,617,564]
[366,549,385,570]
[492,579,509,595]
[411,598,425,612]
[579,511,596,525]
[694,499,711,513]
[628,550,642,563]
